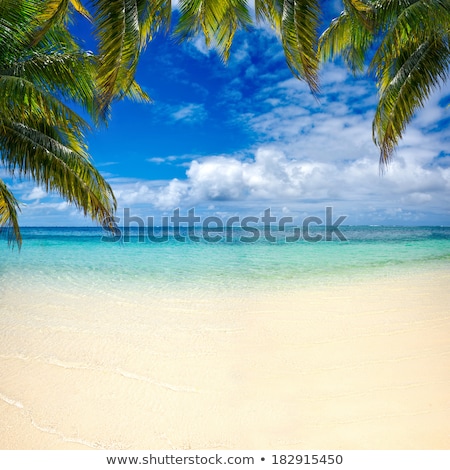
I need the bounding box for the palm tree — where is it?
[0,0,118,247]
[319,0,450,165]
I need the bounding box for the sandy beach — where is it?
[0,270,449,450]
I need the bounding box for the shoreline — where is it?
[1,269,449,449]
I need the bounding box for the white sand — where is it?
[0,271,449,449]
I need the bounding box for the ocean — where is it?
[1,225,449,295]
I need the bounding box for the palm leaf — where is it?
[319,1,374,74]
[373,36,450,164]
[0,74,91,147]
[369,0,450,163]
[124,79,151,102]
[92,0,143,115]
[320,0,450,165]
[253,0,323,92]
[0,178,21,248]
[0,0,39,58]
[2,51,98,120]
[369,0,450,85]
[174,0,252,61]
[137,0,172,45]
[29,0,73,47]
[254,0,282,30]
[0,0,122,248]
[278,0,321,93]
[70,0,92,21]
[0,119,116,223]
[29,0,91,45]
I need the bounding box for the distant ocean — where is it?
[1,226,449,295]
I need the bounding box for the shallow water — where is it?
[1,226,449,294]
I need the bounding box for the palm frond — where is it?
[0,0,39,58]
[124,79,151,102]
[29,0,92,44]
[319,1,374,74]
[279,0,321,93]
[174,0,252,61]
[2,51,98,119]
[29,0,72,47]
[369,0,450,84]
[92,0,142,115]
[0,118,116,224]
[0,178,22,248]
[254,0,282,30]
[70,0,92,21]
[369,0,449,30]
[368,0,450,164]
[343,0,373,28]
[0,0,119,247]
[373,36,450,165]
[0,75,91,147]
[320,0,450,165]
[137,0,172,45]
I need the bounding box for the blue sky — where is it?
[6,2,450,226]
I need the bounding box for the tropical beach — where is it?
[1,227,449,449]
[1,0,450,456]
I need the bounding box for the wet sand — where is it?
[1,271,449,449]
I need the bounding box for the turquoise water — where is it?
[1,226,450,293]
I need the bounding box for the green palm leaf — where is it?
[0,119,116,224]
[93,0,148,116]
[174,0,252,61]
[278,0,321,93]
[318,4,374,74]
[369,0,450,88]
[254,0,282,30]
[370,0,450,163]
[374,36,450,164]
[137,0,172,44]
[0,178,21,247]
[0,74,91,143]
[29,0,92,46]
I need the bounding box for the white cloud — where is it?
[96,161,119,167]
[147,157,165,164]
[107,140,450,225]
[171,103,206,122]
[187,157,247,201]
[23,186,47,201]
[189,36,211,57]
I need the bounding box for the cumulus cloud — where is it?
[23,186,47,201]
[109,141,450,224]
